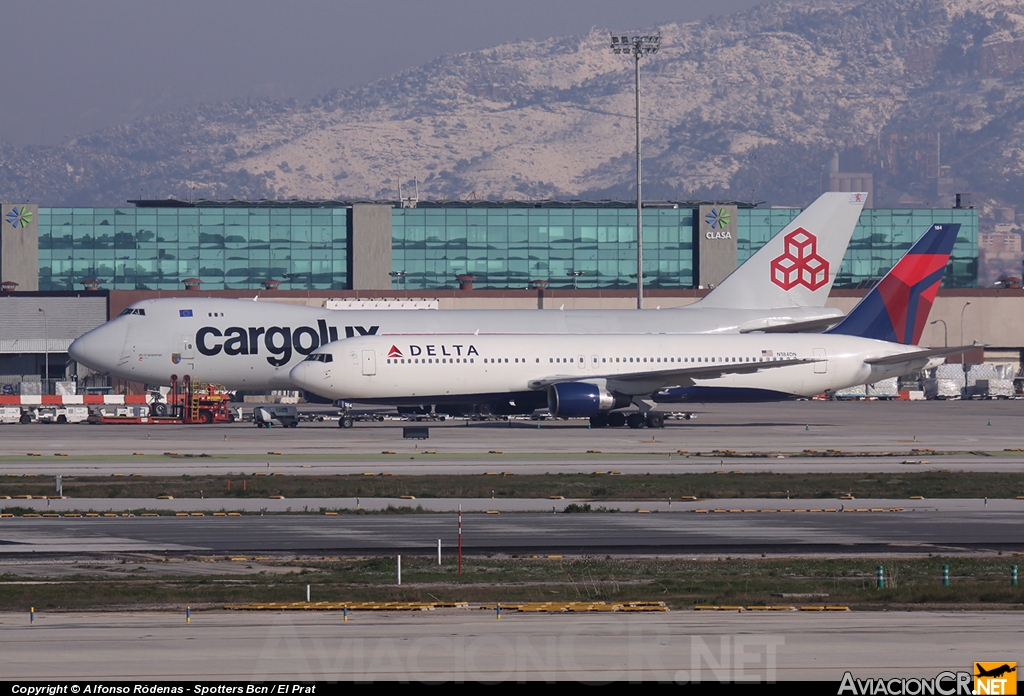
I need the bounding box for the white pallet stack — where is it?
[866,377,899,398]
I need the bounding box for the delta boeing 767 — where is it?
[288,223,967,427]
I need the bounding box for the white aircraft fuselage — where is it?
[69,299,845,390]
[288,332,930,407]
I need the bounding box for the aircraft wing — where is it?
[863,344,982,366]
[527,357,820,391]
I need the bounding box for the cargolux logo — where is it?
[770,228,829,291]
[196,320,378,366]
[388,345,403,358]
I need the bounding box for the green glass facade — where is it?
[37,206,349,291]
[391,206,693,290]
[35,202,977,291]
[737,207,978,289]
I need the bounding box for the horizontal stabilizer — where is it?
[863,344,982,366]
[739,316,841,334]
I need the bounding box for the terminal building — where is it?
[4,197,1022,393]
[0,199,979,293]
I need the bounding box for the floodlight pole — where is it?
[38,308,48,392]
[634,49,643,310]
[611,33,660,309]
[568,270,585,290]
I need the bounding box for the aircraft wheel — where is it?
[626,412,646,429]
[340,417,354,429]
[607,411,626,428]
[589,413,608,428]
[645,414,665,429]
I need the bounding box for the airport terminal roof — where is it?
[126,198,767,209]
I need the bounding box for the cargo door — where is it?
[813,348,827,374]
[361,350,377,376]
[118,321,143,367]
[180,334,197,372]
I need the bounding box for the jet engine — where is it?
[546,382,630,417]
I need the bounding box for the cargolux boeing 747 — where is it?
[69,192,866,393]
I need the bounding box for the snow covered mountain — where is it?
[2,0,1023,210]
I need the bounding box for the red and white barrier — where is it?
[0,395,152,405]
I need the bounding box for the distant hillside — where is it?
[1,0,1023,215]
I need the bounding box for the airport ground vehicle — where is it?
[0,406,24,424]
[254,405,299,428]
[34,406,89,424]
[88,376,233,425]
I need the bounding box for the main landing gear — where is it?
[589,412,665,429]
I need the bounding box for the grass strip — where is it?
[2,472,1024,500]
[1,555,1021,611]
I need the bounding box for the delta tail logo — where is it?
[388,345,403,358]
[769,228,829,291]
[827,223,960,345]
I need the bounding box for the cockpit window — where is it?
[304,354,333,363]
[119,308,146,316]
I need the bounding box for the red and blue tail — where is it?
[827,223,959,345]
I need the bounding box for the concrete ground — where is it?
[0,610,1018,681]
[0,399,1019,455]
[0,400,1023,478]
[2,504,1022,555]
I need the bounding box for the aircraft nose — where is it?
[68,319,129,373]
[288,361,318,391]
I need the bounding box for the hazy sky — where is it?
[0,0,765,147]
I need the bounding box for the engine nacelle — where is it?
[546,382,629,418]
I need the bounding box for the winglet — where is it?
[693,191,866,310]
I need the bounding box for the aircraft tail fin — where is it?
[827,223,960,345]
[693,191,867,310]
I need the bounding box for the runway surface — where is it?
[5,454,1024,476]
[1,610,1019,681]
[2,506,1021,555]
[2,401,1024,475]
